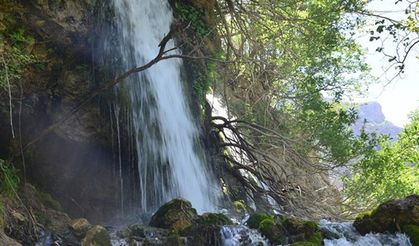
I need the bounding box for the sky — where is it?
[354,0,419,127]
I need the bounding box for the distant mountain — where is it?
[352,102,402,140]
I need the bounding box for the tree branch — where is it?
[24,26,179,150]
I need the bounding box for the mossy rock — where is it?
[81,225,111,246]
[182,213,232,245]
[196,213,233,226]
[68,218,92,239]
[149,199,198,232]
[246,212,273,229]
[354,194,419,235]
[167,230,182,246]
[281,217,319,236]
[402,224,419,246]
[259,218,286,245]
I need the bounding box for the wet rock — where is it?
[149,199,198,232]
[81,225,111,246]
[183,213,233,245]
[281,217,319,243]
[117,224,190,245]
[44,209,72,236]
[68,218,92,239]
[259,217,286,245]
[353,195,419,235]
[246,212,273,229]
[119,224,168,240]
[247,214,322,246]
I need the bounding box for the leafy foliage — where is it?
[172,1,209,39]
[343,111,419,210]
[0,27,36,90]
[216,0,369,167]
[364,0,419,74]
[0,159,20,197]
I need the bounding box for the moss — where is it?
[149,199,198,231]
[167,230,182,246]
[82,225,111,246]
[303,220,320,231]
[259,218,275,236]
[36,191,62,211]
[402,224,419,246]
[197,213,232,226]
[291,242,318,246]
[291,232,322,246]
[355,209,375,220]
[171,1,209,40]
[233,200,247,213]
[259,218,285,245]
[246,213,273,229]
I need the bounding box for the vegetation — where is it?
[402,224,419,246]
[205,0,419,214]
[0,159,20,197]
[0,1,417,244]
[344,111,419,210]
[0,27,36,89]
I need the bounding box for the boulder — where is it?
[246,212,273,229]
[68,218,92,239]
[259,217,286,245]
[183,213,233,245]
[149,199,198,232]
[247,213,322,246]
[353,195,419,235]
[81,225,111,246]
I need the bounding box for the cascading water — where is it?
[111,0,218,214]
[320,220,412,246]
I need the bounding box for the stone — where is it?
[149,199,198,232]
[249,215,322,246]
[246,212,273,229]
[259,218,286,245]
[68,218,92,239]
[81,225,111,246]
[182,213,233,245]
[353,195,419,235]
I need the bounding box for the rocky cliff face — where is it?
[0,0,121,223]
[0,0,219,223]
[352,102,402,140]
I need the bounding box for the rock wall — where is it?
[0,0,220,223]
[0,0,120,223]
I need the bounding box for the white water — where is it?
[218,219,413,246]
[320,220,412,246]
[221,225,269,246]
[112,0,218,213]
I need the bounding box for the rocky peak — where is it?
[352,101,402,140]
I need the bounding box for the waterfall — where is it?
[110,0,218,214]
